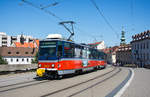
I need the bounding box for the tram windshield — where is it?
[38,41,57,60]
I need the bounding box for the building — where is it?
[0,47,38,65]
[0,32,11,47]
[116,44,132,66]
[0,32,36,47]
[0,32,39,65]
[88,41,106,50]
[102,46,119,64]
[131,30,150,67]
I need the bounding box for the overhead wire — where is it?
[21,0,104,43]
[90,0,119,38]
[21,0,63,21]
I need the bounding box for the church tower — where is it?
[120,27,126,46]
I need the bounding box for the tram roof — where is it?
[40,38,95,49]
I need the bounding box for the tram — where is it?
[36,34,106,79]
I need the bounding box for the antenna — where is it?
[59,21,75,40]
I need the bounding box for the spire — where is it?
[120,27,126,46]
[20,34,25,44]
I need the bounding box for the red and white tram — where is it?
[36,35,106,79]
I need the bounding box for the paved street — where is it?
[122,68,150,97]
[0,66,150,97]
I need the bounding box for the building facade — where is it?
[116,44,132,66]
[131,30,150,67]
[0,47,38,65]
[102,46,119,64]
[0,32,35,47]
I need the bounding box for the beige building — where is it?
[102,46,119,64]
[116,44,132,66]
[131,30,150,67]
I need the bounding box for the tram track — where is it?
[0,66,115,95]
[0,79,52,93]
[40,67,119,97]
[0,80,37,89]
[68,68,122,97]
[0,65,112,89]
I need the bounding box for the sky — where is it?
[0,0,150,47]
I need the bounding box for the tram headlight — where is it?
[51,64,55,68]
[38,64,41,68]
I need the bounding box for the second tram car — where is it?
[36,35,106,79]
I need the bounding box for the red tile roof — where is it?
[14,39,39,48]
[102,46,119,54]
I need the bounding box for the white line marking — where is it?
[114,68,134,97]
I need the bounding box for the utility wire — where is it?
[21,0,63,21]
[90,0,119,38]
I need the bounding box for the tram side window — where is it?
[82,48,87,58]
[89,49,93,59]
[87,49,90,59]
[57,42,63,57]
[64,43,74,58]
[74,46,81,58]
[95,50,99,59]
[89,49,98,59]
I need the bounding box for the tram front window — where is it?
[39,47,56,60]
[39,41,57,60]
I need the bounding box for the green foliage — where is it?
[0,56,8,65]
[32,52,38,64]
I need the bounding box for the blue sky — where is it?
[0,0,150,47]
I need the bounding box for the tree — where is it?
[32,52,38,64]
[0,56,8,65]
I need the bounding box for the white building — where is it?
[88,41,106,50]
[0,47,38,65]
[0,32,34,47]
[131,30,150,67]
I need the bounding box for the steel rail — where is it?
[41,67,117,97]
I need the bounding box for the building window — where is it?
[143,43,145,49]
[25,52,28,54]
[137,44,139,49]
[11,59,13,62]
[16,52,19,54]
[5,59,7,61]
[147,42,149,49]
[22,59,24,62]
[8,52,11,54]
[16,59,19,62]
[27,58,29,62]
[147,53,149,60]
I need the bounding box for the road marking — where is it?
[114,68,134,97]
[105,68,134,97]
